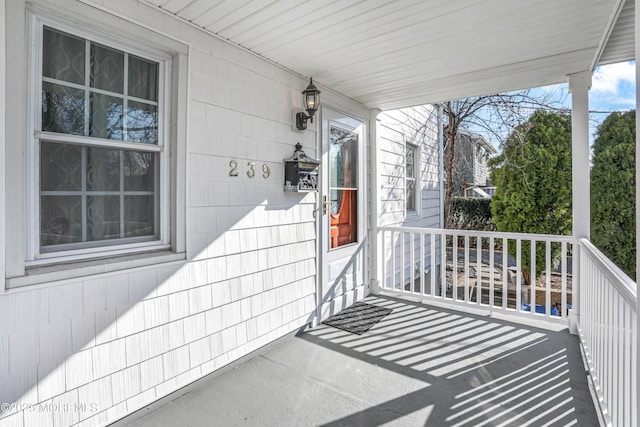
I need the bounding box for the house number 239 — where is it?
[229,160,270,179]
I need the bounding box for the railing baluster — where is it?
[409,232,422,294]
[600,270,605,410]
[400,231,405,292]
[516,239,522,311]
[594,263,601,401]
[420,232,425,296]
[624,302,630,427]
[382,229,387,289]
[476,236,482,305]
[430,233,436,298]
[615,292,622,426]
[452,234,458,302]
[631,308,637,427]
[391,230,396,291]
[502,238,508,310]
[561,241,567,319]
[545,240,551,318]
[441,233,447,299]
[489,236,495,311]
[606,283,612,417]
[464,235,470,303]
[530,239,536,315]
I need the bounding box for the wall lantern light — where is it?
[295,78,321,131]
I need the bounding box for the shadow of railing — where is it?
[301,295,599,426]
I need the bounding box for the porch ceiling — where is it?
[144,0,635,110]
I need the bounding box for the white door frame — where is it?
[315,105,368,322]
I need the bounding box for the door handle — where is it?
[323,195,329,215]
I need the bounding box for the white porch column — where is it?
[568,71,591,335]
[438,104,445,229]
[369,108,382,295]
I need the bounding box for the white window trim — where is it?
[25,8,173,266]
[405,142,421,219]
[0,0,6,290]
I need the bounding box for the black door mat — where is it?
[322,302,393,335]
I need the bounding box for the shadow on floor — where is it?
[115,295,600,426]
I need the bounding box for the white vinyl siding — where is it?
[378,106,441,227]
[378,106,442,288]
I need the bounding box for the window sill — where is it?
[6,250,186,290]
[404,211,422,222]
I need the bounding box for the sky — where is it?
[476,60,636,149]
[588,60,635,146]
[589,60,635,117]
[550,60,635,146]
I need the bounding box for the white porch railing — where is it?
[579,238,637,427]
[378,226,574,321]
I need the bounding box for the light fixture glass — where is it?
[296,78,321,130]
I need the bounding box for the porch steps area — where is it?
[114,296,600,427]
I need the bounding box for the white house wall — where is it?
[0,1,368,426]
[377,106,442,289]
[378,106,441,228]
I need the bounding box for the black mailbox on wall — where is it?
[284,143,320,192]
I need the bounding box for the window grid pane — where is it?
[406,145,417,212]
[89,92,124,140]
[406,179,416,212]
[129,55,159,101]
[43,27,85,85]
[40,141,156,248]
[90,43,124,93]
[126,101,158,144]
[406,146,415,179]
[42,82,86,135]
[40,195,83,246]
[42,27,159,145]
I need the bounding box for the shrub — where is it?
[450,197,496,231]
[490,110,572,283]
[591,111,636,278]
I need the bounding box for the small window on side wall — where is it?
[405,144,418,213]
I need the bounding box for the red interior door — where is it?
[330,190,357,248]
[328,123,358,249]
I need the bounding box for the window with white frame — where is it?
[405,143,418,213]
[33,23,169,258]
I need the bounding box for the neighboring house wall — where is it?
[451,132,496,196]
[473,140,495,187]
[452,133,475,196]
[0,1,369,426]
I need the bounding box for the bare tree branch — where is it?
[442,89,567,228]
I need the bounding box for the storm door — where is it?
[318,107,366,320]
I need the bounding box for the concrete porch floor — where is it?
[113,295,601,426]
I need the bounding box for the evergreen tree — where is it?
[490,110,573,284]
[591,110,636,278]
